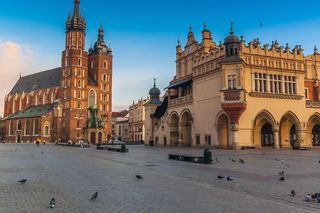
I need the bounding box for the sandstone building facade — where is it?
[0,0,113,143]
[149,23,320,149]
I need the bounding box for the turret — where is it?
[90,25,112,55]
[176,39,182,55]
[201,22,214,52]
[224,22,240,58]
[185,25,195,47]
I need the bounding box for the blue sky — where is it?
[1,0,320,112]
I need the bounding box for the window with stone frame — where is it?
[227,74,237,89]
[304,88,309,100]
[284,76,296,95]
[254,73,267,92]
[196,134,200,145]
[205,134,211,146]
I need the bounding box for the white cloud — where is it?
[0,41,34,116]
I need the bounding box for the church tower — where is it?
[87,25,113,141]
[60,0,88,141]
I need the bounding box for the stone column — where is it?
[274,129,280,149]
[230,123,239,149]
[178,122,183,146]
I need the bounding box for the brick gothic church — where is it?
[0,0,113,143]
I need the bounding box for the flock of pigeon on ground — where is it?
[14,147,320,209]
[214,154,320,203]
[16,175,144,209]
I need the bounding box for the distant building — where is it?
[149,22,320,149]
[144,79,162,144]
[129,98,147,142]
[112,111,129,142]
[0,0,113,143]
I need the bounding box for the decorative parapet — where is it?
[249,92,303,100]
[169,94,193,107]
[306,100,320,108]
[221,89,246,104]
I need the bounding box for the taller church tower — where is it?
[60,0,88,141]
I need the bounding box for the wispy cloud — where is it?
[0,41,34,116]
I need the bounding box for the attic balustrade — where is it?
[306,100,320,108]
[169,94,193,107]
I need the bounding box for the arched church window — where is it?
[88,90,96,108]
[25,120,31,135]
[17,120,22,130]
[9,121,14,135]
[44,122,50,136]
[103,60,107,69]
[34,119,40,135]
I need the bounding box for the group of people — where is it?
[305,193,320,202]
[35,137,45,146]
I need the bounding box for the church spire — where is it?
[66,0,86,32]
[73,0,80,19]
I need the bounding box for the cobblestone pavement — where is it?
[1,144,320,212]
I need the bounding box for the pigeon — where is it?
[259,23,263,27]
[17,179,27,183]
[49,198,55,208]
[278,171,284,175]
[90,192,98,201]
[217,175,224,180]
[238,158,245,164]
[318,160,320,164]
[279,177,285,181]
[280,160,290,167]
[306,194,312,202]
[291,190,295,197]
[136,175,143,180]
[275,158,290,167]
[227,176,233,181]
[229,158,235,162]
[215,158,220,163]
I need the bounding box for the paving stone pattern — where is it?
[0,144,319,212]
